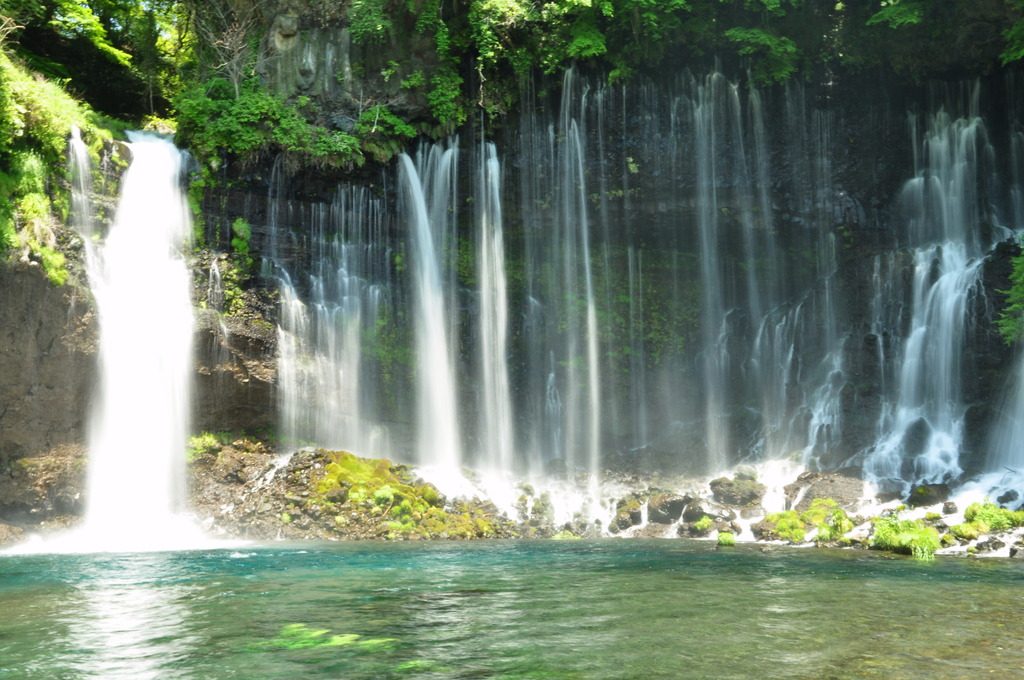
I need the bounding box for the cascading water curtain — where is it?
[860,102,1008,493]
[276,187,391,458]
[475,141,516,475]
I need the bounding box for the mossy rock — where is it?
[309,450,507,540]
[905,483,950,508]
[800,498,854,543]
[709,476,766,507]
[752,510,807,543]
[612,498,643,532]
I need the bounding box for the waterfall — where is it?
[692,74,732,473]
[68,128,93,240]
[276,187,390,458]
[861,108,1004,493]
[261,68,1024,520]
[399,147,462,471]
[71,132,198,549]
[476,142,515,475]
[515,69,603,509]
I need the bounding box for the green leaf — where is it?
[867,1,925,29]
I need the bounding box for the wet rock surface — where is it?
[784,470,865,513]
[709,476,766,509]
[0,264,96,465]
[187,444,519,541]
[0,444,86,543]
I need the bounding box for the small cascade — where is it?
[980,353,1024,499]
[68,128,93,240]
[516,69,603,510]
[626,246,649,450]
[861,109,1004,493]
[276,187,390,459]
[691,74,734,473]
[976,88,1024,500]
[73,133,199,550]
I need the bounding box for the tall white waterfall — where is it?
[73,132,198,549]
[399,147,463,470]
[476,142,515,475]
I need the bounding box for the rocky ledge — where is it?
[4,438,1024,562]
[187,438,519,541]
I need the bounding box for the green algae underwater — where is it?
[1,539,1023,679]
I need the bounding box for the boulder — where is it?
[647,493,691,524]
[975,537,1006,553]
[906,483,950,508]
[682,503,707,523]
[710,476,766,507]
[784,470,864,513]
[612,500,643,532]
[997,490,1019,506]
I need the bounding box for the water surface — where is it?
[1,540,1022,679]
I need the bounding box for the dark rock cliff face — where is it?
[0,264,96,464]
[0,264,94,526]
[193,309,277,434]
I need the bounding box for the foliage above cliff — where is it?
[3,0,1024,178]
[0,30,117,271]
[1,0,191,118]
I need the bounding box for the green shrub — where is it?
[764,510,808,543]
[949,522,984,541]
[348,0,393,45]
[174,78,363,170]
[230,217,251,255]
[963,502,1024,532]
[187,432,222,461]
[27,240,66,285]
[871,512,941,560]
[551,529,581,540]
[373,485,397,507]
[0,209,16,256]
[717,531,736,547]
[801,499,854,543]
